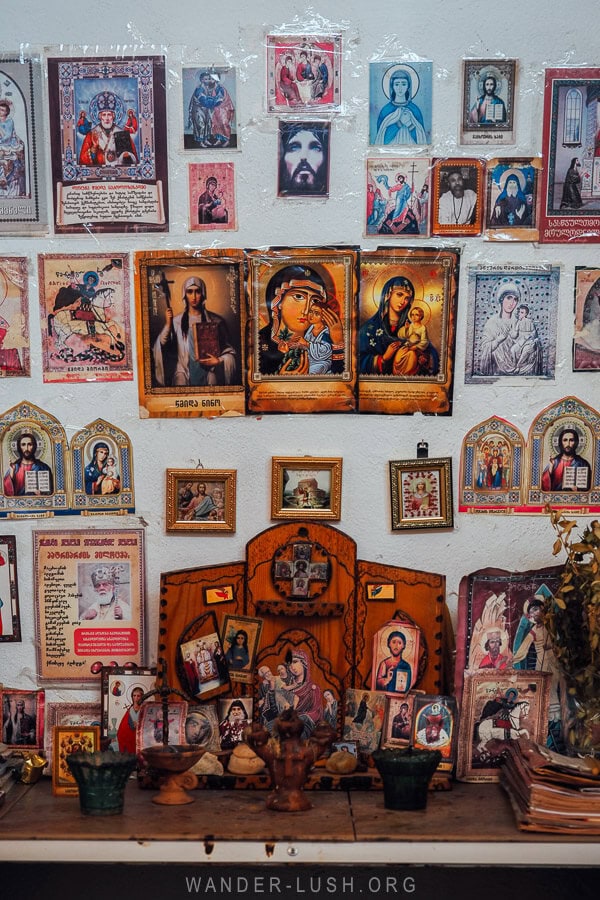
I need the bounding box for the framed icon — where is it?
[166,468,236,534]
[271,456,342,521]
[390,458,453,531]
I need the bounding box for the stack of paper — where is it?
[501,737,600,833]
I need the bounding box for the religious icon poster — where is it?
[484,157,541,242]
[458,415,526,514]
[246,246,358,414]
[44,701,101,776]
[358,247,460,415]
[178,613,231,703]
[460,58,517,147]
[456,670,550,782]
[343,688,386,754]
[371,620,421,694]
[454,565,563,729]
[540,67,600,244]
[182,65,238,151]
[366,157,431,237]
[0,53,48,235]
[188,162,236,232]
[381,692,416,747]
[136,701,186,752]
[135,248,246,418]
[277,120,330,198]
[0,256,29,378]
[411,695,458,771]
[430,157,485,237]
[464,265,560,385]
[369,60,432,148]
[33,528,145,682]
[0,401,69,519]
[2,689,45,750]
[38,253,132,383]
[47,54,168,234]
[70,418,135,515]
[573,267,600,370]
[526,395,600,512]
[101,666,156,753]
[0,534,20,642]
[266,33,342,114]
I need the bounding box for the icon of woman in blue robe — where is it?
[375,65,427,146]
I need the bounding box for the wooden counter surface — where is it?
[2,779,600,845]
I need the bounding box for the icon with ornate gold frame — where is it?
[166,468,236,533]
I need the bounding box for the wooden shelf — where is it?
[1,779,600,864]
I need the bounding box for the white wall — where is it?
[1,0,599,704]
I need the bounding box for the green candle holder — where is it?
[66,750,137,816]
[372,747,442,810]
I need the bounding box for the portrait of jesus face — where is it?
[284,129,324,187]
[278,122,330,197]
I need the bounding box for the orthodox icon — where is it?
[359,247,460,415]
[221,614,263,685]
[38,253,131,383]
[366,157,430,237]
[390,458,453,530]
[342,688,386,754]
[431,157,484,237]
[136,702,186,752]
[0,257,29,377]
[411,695,458,770]
[0,401,68,518]
[70,418,135,515]
[573,267,600,370]
[459,415,525,513]
[382,693,416,747]
[540,67,600,243]
[527,396,600,512]
[460,58,517,146]
[166,469,235,533]
[456,671,550,782]
[369,61,432,147]
[176,611,231,702]
[277,120,330,198]
[135,249,246,418]
[47,55,168,234]
[52,725,99,795]
[485,157,541,241]
[189,162,236,231]
[2,689,44,749]
[371,620,421,695]
[0,53,48,234]
[182,66,237,150]
[100,667,156,754]
[465,266,559,384]
[266,34,341,114]
[246,247,358,414]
